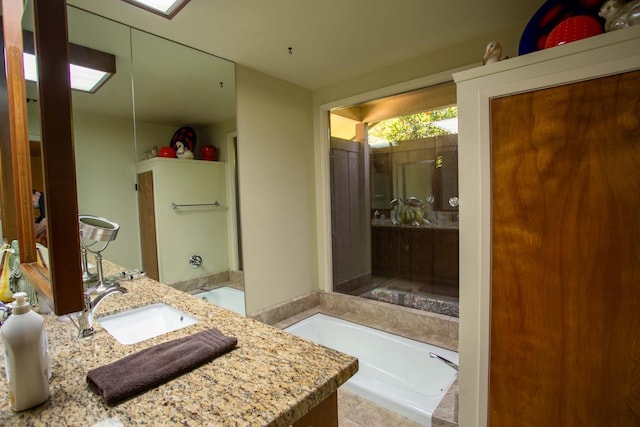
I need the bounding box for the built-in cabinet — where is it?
[371,225,458,294]
[455,26,640,427]
[136,158,229,284]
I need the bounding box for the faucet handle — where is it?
[189,255,202,268]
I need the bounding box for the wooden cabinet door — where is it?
[409,228,433,282]
[371,226,398,277]
[137,171,159,281]
[489,71,640,426]
[432,228,459,286]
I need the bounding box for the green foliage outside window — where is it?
[369,106,458,143]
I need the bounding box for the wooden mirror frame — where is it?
[1,0,84,314]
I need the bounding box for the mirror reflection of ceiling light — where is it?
[22,53,111,93]
[122,0,190,18]
[19,30,117,94]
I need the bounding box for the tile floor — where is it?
[338,389,422,427]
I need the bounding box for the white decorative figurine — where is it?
[599,0,640,32]
[175,141,194,160]
[483,41,503,65]
[142,146,158,160]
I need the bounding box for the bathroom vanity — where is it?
[0,261,358,426]
[371,223,459,291]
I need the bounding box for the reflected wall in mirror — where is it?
[25,6,137,269]
[69,7,137,269]
[399,161,434,203]
[130,29,240,299]
[23,6,240,306]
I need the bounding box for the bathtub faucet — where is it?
[429,352,458,371]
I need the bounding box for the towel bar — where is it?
[170,201,223,210]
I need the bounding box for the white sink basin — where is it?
[98,303,198,345]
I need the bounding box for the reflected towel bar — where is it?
[170,201,223,210]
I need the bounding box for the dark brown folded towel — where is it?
[86,328,237,405]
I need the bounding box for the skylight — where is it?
[122,0,190,18]
[22,53,111,93]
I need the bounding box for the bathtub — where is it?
[285,313,457,426]
[194,287,246,315]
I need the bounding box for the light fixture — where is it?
[21,30,116,93]
[22,53,112,93]
[122,0,190,19]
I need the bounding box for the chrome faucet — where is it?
[72,283,127,338]
[429,352,458,371]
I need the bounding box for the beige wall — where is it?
[25,100,141,270]
[199,118,237,163]
[134,121,176,162]
[313,23,525,105]
[22,21,526,315]
[233,24,525,314]
[310,23,527,294]
[235,66,316,315]
[73,112,140,269]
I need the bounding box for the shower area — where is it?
[329,83,459,317]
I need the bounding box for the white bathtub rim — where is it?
[194,286,246,315]
[285,313,458,426]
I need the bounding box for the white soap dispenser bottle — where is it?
[1,292,50,411]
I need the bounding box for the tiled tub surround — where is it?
[285,313,457,426]
[177,271,246,315]
[170,270,245,293]
[0,262,357,426]
[254,291,458,351]
[252,291,458,426]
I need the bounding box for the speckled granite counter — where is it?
[371,221,459,230]
[0,261,358,426]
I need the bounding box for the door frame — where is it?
[313,66,471,294]
[454,27,640,427]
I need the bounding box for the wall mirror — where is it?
[396,160,435,205]
[1,0,85,313]
[12,5,239,310]
[25,6,136,268]
[130,27,241,295]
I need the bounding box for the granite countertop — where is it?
[371,221,459,230]
[0,261,358,426]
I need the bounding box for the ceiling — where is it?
[67,0,545,91]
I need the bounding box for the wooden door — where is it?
[371,226,398,277]
[330,137,370,291]
[432,228,458,290]
[137,171,159,281]
[489,71,640,426]
[409,228,433,282]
